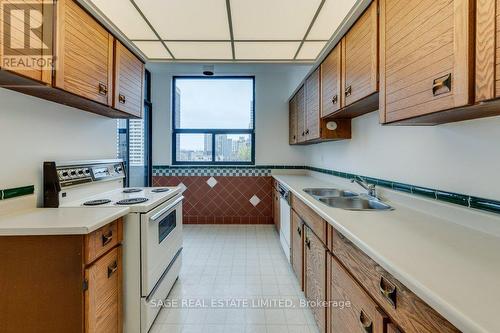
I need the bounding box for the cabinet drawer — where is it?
[85,246,122,333]
[85,219,122,265]
[291,195,326,244]
[330,228,459,333]
[331,256,387,333]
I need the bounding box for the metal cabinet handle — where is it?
[101,230,113,246]
[107,260,118,278]
[345,85,352,97]
[305,129,309,135]
[305,238,311,249]
[332,94,338,104]
[432,73,452,96]
[293,135,296,140]
[302,131,305,136]
[379,276,397,308]
[297,227,301,236]
[98,83,108,96]
[359,310,373,333]
[118,94,126,104]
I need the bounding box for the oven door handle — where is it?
[150,196,184,222]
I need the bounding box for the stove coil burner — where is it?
[123,188,142,193]
[151,188,170,193]
[116,198,149,205]
[83,199,112,206]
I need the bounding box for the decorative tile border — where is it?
[153,165,500,215]
[1,185,35,200]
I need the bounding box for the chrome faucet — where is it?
[351,176,377,197]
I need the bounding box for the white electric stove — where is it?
[43,160,183,333]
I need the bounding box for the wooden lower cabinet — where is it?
[331,256,387,333]
[0,219,123,332]
[291,210,304,289]
[305,226,327,333]
[387,323,403,333]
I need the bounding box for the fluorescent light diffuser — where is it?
[235,42,300,60]
[307,0,357,40]
[89,0,157,40]
[167,42,232,60]
[296,41,327,60]
[133,41,171,59]
[231,0,322,40]
[135,0,230,40]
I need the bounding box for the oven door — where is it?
[140,194,183,297]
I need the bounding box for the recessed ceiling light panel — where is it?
[167,42,233,60]
[89,0,157,40]
[307,0,357,40]
[133,41,171,59]
[296,41,327,60]
[235,42,301,60]
[135,0,230,40]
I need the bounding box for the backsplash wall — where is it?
[0,89,116,206]
[306,112,500,201]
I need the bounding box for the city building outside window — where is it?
[172,77,255,165]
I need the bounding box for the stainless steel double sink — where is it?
[303,188,393,211]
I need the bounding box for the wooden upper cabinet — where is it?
[305,67,321,141]
[54,0,113,106]
[321,44,342,117]
[0,0,52,84]
[296,86,306,143]
[289,94,298,144]
[476,0,500,102]
[379,0,474,123]
[342,1,378,107]
[331,256,387,333]
[114,40,144,117]
[305,226,326,333]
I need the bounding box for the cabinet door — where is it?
[305,67,321,141]
[387,323,402,333]
[114,40,144,117]
[321,44,342,117]
[85,246,122,333]
[476,0,500,101]
[55,0,113,106]
[305,226,326,333]
[296,85,306,143]
[289,95,298,144]
[379,0,473,123]
[0,0,52,84]
[331,256,386,333]
[291,211,303,289]
[342,1,378,107]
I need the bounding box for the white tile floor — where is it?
[150,225,320,333]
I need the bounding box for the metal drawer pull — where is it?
[98,83,108,96]
[297,227,301,236]
[101,230,113,246]
[379,276,397,308]
[302,131,305,136]
[432,73,452,96]
[305,238,311,249]
[305,129,309,135]
[345,85,352,97]
[332,94,338,104]
[107,261,118,278]
[118,94,126,104]
[359,310,373,333]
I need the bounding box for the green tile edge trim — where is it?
[153,165,500,215]
[2,185,35,200]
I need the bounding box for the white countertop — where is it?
[0,207,130,235]
[274,174,500,333]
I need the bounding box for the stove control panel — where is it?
[53,161,125,188]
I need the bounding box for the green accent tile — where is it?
[470,197,500,214]
[3,185,34,199]
[392,182,412,193]
[377,180,393,188]
[0,190,3,200]
[436,191,469,207]
[365,177,378,185]
[411,186,437,199]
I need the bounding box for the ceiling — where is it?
[85,0,359,62]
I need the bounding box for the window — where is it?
[116,70,153,186]
[172,76,255,165]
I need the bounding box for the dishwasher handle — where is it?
[278,185,290,204]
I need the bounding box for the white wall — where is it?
[0,88,117,205]
[148,63,311,166]
[306,111,500,200]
